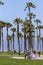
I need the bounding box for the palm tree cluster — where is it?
[0,1,43,55]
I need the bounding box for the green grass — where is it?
[0,52,24,57]
[0,56,43,65]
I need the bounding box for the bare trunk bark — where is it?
[24,33,26,53]
[1,28,4,52]
[13,32,14,51]
[7,27,9,52]
[17,23,20,55]
[0,28,1,51]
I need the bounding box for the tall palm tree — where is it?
[38,25,43,52]
[9,35,13,52]
[0,21,5,51]
[17,32,22,54]
[22,25,29,53]
[32,31,35,50]
[14,18,22,55]
[41,26,43,51]
[24,2,36,53]
[0,22,3,51]
[22,19,35,53]
[5,22,12,52]
[0,1,4,51]
[20,33,23,52]
[38,25,42,51]
[1,21,5,52]
[22,19,29,52]
[17,32,23,53]
[34,19,41,51]
[24,2,36,23]
[40,37,43,51]
[24,2,36,11]
[11,27,16,51]
[27,23,35,52]
[7,35,12,52]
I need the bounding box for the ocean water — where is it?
[1,37,42,52]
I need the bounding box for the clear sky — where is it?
[0,0,43,37]
[0,0,43,24]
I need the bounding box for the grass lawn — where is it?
[0,52,24,57]
[0,56,43,65]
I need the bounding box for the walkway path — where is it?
[12,56,24,59]
[12,55,43,60]
[37,55,43,60]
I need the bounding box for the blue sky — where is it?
[0,0,26,23]
[0,0,43,24]
[0,0,43,51]
[0,0,43,36]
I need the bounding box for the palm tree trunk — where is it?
[0,28,1,51]
[8,40,10,51]
[13,32,14,51]
[28,38,30,51]
[11,39,12,52]
[42,40,43,51]
[37,23,38,51]
[29,34,32,53]
[17,23,20,55]
[39,28,41,51]
[32,37,34,50]
[1,28,4,52]
[37,38,39,51]
[18,36,20,55]
[21,37,22,52]
[7,27,9,52]
[29,7,33,53]
[29,7,31,23]
[24,33,26,53]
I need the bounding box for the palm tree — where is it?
[41,26,43,51]
[32,31,35,50]
[1,21,5,52]
[27,35,30,51]
[7,35,10,51]
[9,35,13,52]
[27,23,35,52]
[0,21,5,51]
[20,33,23,52]
[0,22,3,51]
[35,25,43,56]
[0,1,4,5]
[22,19,35,53]
[40,37,43,51]
[24,2,36,54]
[38,25,43,52]
[27,13,36,20]
[5,22,12,52]
[22,24,29,53]
[24,2,36,23]
[14,18,22,55]
[38,25,42,51]
[17,32,22,54]
[7,35,12,52]
[22,20,29,52]
[0,1,4,51]
[11,27,16,51]
[17,32,23,53]
[34,19,41,51]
